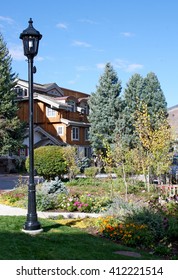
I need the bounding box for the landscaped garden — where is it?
[0,176,178,260]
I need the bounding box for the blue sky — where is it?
[1,0,178,107]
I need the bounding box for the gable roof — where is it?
[17,79,64,97]
[34,94,71,110]
[24,125,66,147]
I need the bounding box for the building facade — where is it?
[16,79,91,158]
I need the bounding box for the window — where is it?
[15,86,23,96]
[68,100,76,112]
[84,147,92,158]
[46,107,57,117]
[72,127,79,140]
[24,89,28,96]
[83,104,89,115]
[85,127,89,141]
[57,126,64,136]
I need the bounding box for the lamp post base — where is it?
[23,213,42,232]
[22,228,43,235]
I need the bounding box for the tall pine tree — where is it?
[141,72,167,128]
[116,73,143,148]
[88,63,122,151]
[0,33,25,155]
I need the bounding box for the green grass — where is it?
[0,216,163,260]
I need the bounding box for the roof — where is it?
[34,94,71,110]
[17,79,89,99]
[60,87,90,99]
[25,125,66,146]
[61,118,90,127]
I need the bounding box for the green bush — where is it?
[105,196,140,218]
[167,216,178,241]
[25,146,67,180]
[77,157,91,173]
[36,192,57,211]
[42,177,69,195]
[84,167,98,178]
[126,207,166,242]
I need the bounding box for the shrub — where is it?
[25,146,67,180]
[84,167,98,178]
[36,192,57,211]
[105,196,140,218]
[167,216,178,241]
[91,196,112,213]
[42,177,69,195]
[125,207,166,241]
[77,157,91,173]
[62,146,80,180]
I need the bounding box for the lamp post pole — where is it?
[20,19,42,233]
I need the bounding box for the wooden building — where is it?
[16,79,91,158]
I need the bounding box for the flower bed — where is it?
[96,216,153,247]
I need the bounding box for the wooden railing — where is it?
[156,185,178,196]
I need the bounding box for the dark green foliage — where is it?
[88,63,122,151]
[77,157,91,173]
[141,72,167,128]
[116,74,143,148]
[116,72,167,149]
[36,192,57,211]
[126,207,166,241]
[0,33,25,154]
[25,146,67,180]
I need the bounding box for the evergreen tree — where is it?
[0,33,25,155]
[141,72,167,128]
[88,63,122,151]
[117,73,143,148]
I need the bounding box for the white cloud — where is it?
[56,23,68,29]
[114,59,143,72]
[0,16,14,25]
[68,74,80,85]
[96,63,106,69]
[9,45,24,61]
[96,60,143,73]
[120,32,135,37]
[72,40,91,48]
[8,44,44,62]
[126,63,143,72]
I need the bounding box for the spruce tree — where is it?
[141,72,167,128]
[117,73,143,148]
[88,63,122,151]
[0,33,25,155]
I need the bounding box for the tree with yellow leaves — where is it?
[134,101,173,191]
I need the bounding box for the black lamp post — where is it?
[20,18,42,233]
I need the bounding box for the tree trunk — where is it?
[122,163,128,201]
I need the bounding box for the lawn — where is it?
[0,177,178,260]
[0,216,163,260]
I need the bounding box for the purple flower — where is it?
[73,201,79,206]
